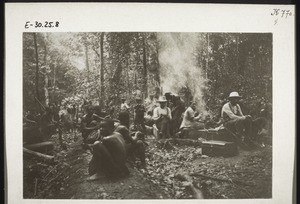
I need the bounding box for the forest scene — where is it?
[23,32,272,199]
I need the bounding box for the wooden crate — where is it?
[201,140,239,157]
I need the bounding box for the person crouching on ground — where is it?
[87,119,129,181]
[115,112,146,167]
[152,96,172,139]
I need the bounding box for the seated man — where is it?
[80,105,102,144]
[152,96,172,139]
[115,112,146,167]
[180,101,204,131]
[88,119,129,180]
[221,91,253,143]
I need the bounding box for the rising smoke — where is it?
[158,33,207,114]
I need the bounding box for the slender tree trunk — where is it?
[100,33,105,107]
[206,33,209,79]
[43,42,49,106]
[126,58,131,95]
[134,71,137,89]
[53,62,56,102]
[33,33,40,108]
[85,43,90,82]
[236,34,240,74]
[142,33,148,98]
[155,33,160,86]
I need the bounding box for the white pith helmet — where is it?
[228,91,242,99]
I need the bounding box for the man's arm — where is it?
[152,108,161,121]
[185,108,195,121]
[167,107,172,120]
[237,104,244,116]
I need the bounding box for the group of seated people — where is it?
[141,91,268,147]
[79,105,146,180]
[76,90,269,180]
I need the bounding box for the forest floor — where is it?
[24,131,272,199]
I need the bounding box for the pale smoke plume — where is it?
[158,33,207,114]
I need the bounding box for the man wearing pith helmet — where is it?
[221,91,252,142]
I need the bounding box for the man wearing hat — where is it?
[153,96,172,138]
[221,91,252,142]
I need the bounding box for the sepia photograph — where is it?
[22,32,273,199]
[5,3,295,204]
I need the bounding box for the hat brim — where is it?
[228,96,242,99]
[158,100,167,103]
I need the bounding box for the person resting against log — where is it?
[115,112,146,167]
[87,119,130,181]
[221,91,268,147]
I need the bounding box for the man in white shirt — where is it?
[153,96,172,138]
[180,101,203,130]
[221,91,252,141]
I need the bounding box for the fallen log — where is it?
[173,138,203,147]
[190,172,253,186]
[175,173,204,199]
[24,141,54,153]
[23,147,54,163]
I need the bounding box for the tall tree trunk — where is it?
[236,34,240,74]
[100,33,105,107]
[43,42,49,106]
[53,62,56,102]
[126,58,131,96]
[155,33,161,86]
[85,43,90,82]
[142,33,148,98]
[33,33,40,109]
[206,33,209,79]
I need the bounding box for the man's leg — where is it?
[234,117,253,143]
[135,140,146,166]
[252,117,268,144]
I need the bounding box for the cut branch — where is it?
[23,147,54,163]
[24,141,54,153]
